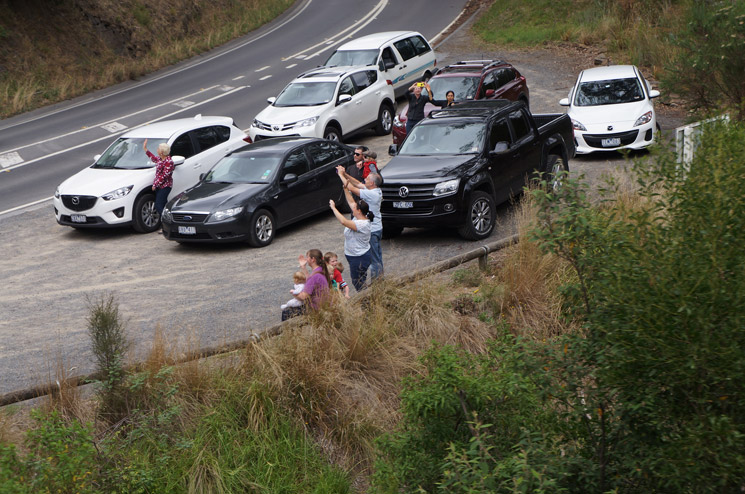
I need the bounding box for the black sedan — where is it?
[161,137,352,247]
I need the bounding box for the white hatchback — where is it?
[248,66,396,143]
[54,115,250,232]
[560,65,660,154]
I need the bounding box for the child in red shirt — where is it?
[362,150,379,179]
[324,251,350,299]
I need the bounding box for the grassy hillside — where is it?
[0,0,293,118]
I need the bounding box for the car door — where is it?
[332,75,358,136]
[479,71,498,99]
[506,109,542,192]
[169,132,197,195]
[391,38,417,93]
[486,117,516,203]
[350,70,379,129]
[306,140,349,205]
[496,68,521,100]
[272,147,316,226]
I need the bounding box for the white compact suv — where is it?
[249,66,396,143]
[324,31,436,98]
[54,115,250,233]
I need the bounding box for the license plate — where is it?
[178,226,196,235]
[601,137,621,147]
[70,214,86,223]
[393,201,413,208]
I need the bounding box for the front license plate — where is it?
[70,214,86,223]
[393,201,413,209]
[178,226,196,235]
[601,137,621,147]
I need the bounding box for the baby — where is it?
[280,271,307,310]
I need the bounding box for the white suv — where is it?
[54,115,250,233]
[249,66,396,143]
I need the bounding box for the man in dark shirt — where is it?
[405,81,432,134]
[346,145,368,183]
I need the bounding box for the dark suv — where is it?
[392,59,530,144]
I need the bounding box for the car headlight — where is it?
[393,115,404,128]
[297,116,319,127]
[251,119,259,128]
[433,178,460,197]
[54,186,61,199]
[571,119,586,132]
[101,185,133,201]
[161,207,172,223]
[207,206,244,223]
[634,111,653,127]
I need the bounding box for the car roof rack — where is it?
[434,59,505,75]
[428,99,512,119]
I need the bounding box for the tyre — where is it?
[546,154,568,192]
[248,209,275,247]
[132,193,160,233]
[323,125,342,142]
[382,223,403,239]
[457,191,495,241]
[375,103,394,135]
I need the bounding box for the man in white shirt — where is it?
[336,165,384,279]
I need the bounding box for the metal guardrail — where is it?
[0,234,519,408]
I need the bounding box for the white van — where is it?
[324,31,436,98]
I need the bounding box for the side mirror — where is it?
[484,89,495,98]
[199,173,205,181]
[281,173,298,185]
[489,141,510,156]
[559,98,570,106]
[337,94,352,105]
[649,89,661,99]
[385,61,395,70]
[388,144,398,156]
[267,96,277,105]
[93,154,101,162]
[172,155,185,166]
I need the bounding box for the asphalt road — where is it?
[0,1,686,398]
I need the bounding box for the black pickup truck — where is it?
[381,100,575,240]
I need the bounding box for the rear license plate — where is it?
[601,137,621,147]
[393,201,413,208]
[178,226,196,235]
[70,214,86,223]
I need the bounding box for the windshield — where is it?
[399,121,486,155]
[574,77,644,106]
[324,49,378,67]
[204,154,281,184]
[425,76,479,101]
[92,138,167,169]
[274,82,336,107]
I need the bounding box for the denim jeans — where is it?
[346,250,372,292]
[369,229,383,280]
[154,186,171,215]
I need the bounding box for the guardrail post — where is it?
[478,246,489,271]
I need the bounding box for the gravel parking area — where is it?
[0,9,685,398]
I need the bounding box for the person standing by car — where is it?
[337,165,383,280]
[346,145,368,183]
[329,187,372,292]
[432,90,456,109]
[282,249,332,321]
[405,81,433,134]
[143,139,174,217]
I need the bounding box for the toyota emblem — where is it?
[71,196,79,205]
[398,186,409,198]
[607,125,614,131]
[273,125,280,132]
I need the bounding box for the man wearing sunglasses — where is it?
[346,145,368,183]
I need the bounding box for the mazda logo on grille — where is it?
[71,196,79,205]
[398,186,409,198]
[273,125,280,131]
[183,215,193,221]
[607,125,614,131]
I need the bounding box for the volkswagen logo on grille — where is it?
[183,215,193,221]
[607,125,614,131]
[398,186,409,198]
[273,125,280,131]
[71,196,80,205]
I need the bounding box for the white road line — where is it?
[0,197,52,217]
[255,66,271,72]
[286,63,297,69]
[259,75,272,81]
[0,86,247,173]
[0,86,220,156]
[232,75,245,80]
[282,0,387,61]
[0,0,313,133]
[0,152,24,168]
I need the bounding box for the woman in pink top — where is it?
[143,139,175,217]
[281,249,331,321]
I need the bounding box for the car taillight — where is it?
[243,136,253,144]
[386,79,393,85]
[433,59,437,67]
